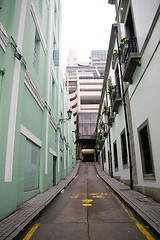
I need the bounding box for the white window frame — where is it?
[20,124,42,147]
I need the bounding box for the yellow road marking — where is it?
[75,175,78,180]
[112,193,135,220]
[70,195,79,199]
[89,193,97,196]
[82,199,93,203]
[82,204,92,207]
[136,222,154,240]
[22,223,40,240]
[111,192,155,239]
[92,195,104,198]
[96,174,100,179]
[98,174,154,239]
[105,185,110,190]
[101,193,110,195]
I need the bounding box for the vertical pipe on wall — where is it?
[105,84,113,178]
[115,27,133,190]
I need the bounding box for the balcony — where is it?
[122,37,141,84]
[107,107,115,127]
[111,85,122,113]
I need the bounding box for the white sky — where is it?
[60,0,115,73]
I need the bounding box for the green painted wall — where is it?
[0,0,76,221]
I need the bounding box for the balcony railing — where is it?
[111,85,122,113]
[107,106,115,127]
[122,37,141,84]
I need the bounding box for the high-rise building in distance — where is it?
[66,50,107,161]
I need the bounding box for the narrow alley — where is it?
[16,163,157,240]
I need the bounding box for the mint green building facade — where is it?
[0,0,76,221]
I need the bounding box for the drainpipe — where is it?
[115,27,133,190]
[105,84,113,178]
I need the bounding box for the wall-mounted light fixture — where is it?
[59,108,72,124]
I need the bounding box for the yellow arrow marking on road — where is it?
[82,199,93,203]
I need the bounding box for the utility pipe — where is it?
[115,27,133,189]
[105,83,113,178]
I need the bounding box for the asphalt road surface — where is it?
[17,163,157,240]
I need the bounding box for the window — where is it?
[113,141,118,170]
[81,99,100,104]
[125,8,135,38]
[138,120,155,179]
[60,137,64,151]
[53,35,59,67]
[54,3,57,29]
[121,130,128,166]
[38,0,42,15]
[33,30,40,70]
[77,112,97,138]
[51,68,58,110]
[24,140,40,191]
[53,50,59,66]
[125,8,137,53]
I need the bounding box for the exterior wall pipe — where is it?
[105,83,113,178]
[115,27,133,190]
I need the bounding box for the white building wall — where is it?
[110,103,130,180]
[97,0,160,201]
[126,2,160,188]
[129,47,160,187]
[131,0,160,52]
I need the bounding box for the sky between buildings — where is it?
[61,0,116,73]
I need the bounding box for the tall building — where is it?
[66,50,107,161]
[0,0,76,220]
[96,0,160,202]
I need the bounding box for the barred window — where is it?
[24,140,40,191]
